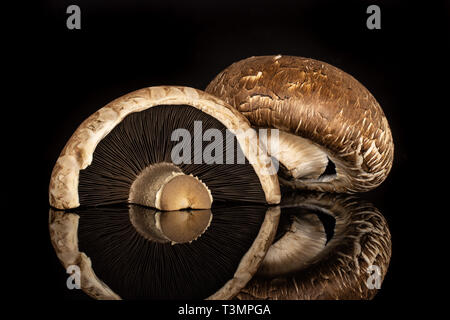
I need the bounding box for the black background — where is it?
[10,0,449,316]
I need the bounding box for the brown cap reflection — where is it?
[238,193,392,300]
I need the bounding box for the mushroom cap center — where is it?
[129,162,213,211]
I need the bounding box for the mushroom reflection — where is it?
[48,209,120,300]
[49,204,279,300]
[129,206,212,244]
[238,193,392,300]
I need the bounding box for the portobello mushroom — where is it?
[206,55,394,193]
[48,86,282,299]
[237,193,392,300]
[49,204,280,299]
[49,86,281,210]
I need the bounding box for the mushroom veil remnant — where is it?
[206,55,394,193]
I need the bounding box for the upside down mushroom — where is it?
[237,193,392,300]
[206,55,394,193]
[49,204,280,299]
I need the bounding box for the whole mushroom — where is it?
[206,55,394,193]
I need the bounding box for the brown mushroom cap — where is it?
[49,86,280,210]
[237,193,392,300]
[206,55,394,193]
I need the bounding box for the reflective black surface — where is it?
[240,193,391,300]
[50,204,267,299]
[20,0,447,308]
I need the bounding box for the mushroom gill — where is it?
[48,86,282,300]
[237,193,392,300]
[49,86,280,211]
[206,55,394,193]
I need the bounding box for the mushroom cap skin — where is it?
[206,55,394,193]
[49,86,280,209]
[237,193,392,300]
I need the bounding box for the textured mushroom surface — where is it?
[49,204,279,300]
[129,162,213,211]
[49,86,280,209]
[206,55,394,193]
[237,193,392,300]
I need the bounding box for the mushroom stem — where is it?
[129,162,213,211]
